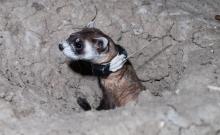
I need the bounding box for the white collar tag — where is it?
[109,53,127,72]
[91,45,128,76]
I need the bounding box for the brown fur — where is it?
[99,60,145,108]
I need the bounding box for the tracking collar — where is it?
[92,45,128,76]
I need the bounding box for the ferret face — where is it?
[59,28,114,63]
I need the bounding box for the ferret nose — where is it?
[58,43,64,51]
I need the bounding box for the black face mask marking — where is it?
[60,28,115,62]
[74,39,84,54]
[67,36,84,55]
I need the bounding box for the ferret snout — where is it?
[58,39,84,53]
[58,39,87,61]
[58,43,64,51]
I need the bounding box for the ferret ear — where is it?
[87,20,96,28]
[94,37,108,49]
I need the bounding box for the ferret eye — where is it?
[75,38,80,42]
[74,39,83,49]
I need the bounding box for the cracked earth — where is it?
[0,0,220,134]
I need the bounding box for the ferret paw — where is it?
[77,97,92,111]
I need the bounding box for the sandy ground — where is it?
[0,0,220,134]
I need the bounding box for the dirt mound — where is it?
[0,0,220,134]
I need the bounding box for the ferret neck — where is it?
[91,45,127,77]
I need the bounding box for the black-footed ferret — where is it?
[59,27,145,110]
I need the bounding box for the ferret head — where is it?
[59,28,117,64]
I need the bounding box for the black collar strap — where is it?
[92,45,128,76]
